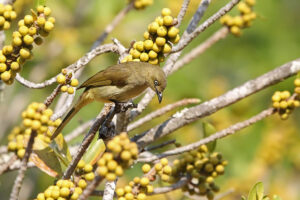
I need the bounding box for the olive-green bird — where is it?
[51,62,167,139]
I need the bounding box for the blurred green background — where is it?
[1,0,300,199]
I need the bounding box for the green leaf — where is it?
[241,196,247,200]
[50,133,72,168]
[82,138,106,165]
[202,122,217,152]
[31,137,62,177]
[36,0,46,6]
[272,195,282,200]
[248,182,264,200]
[262,196,270,200]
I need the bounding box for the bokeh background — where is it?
[1,0,300,199]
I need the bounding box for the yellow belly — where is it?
[88,84,148,103]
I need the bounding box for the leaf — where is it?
[262,196,270,200]
[31,137,62,177]
[37,0,46,6]
[241,196,247,200]
[202,122,217,152]
[248,182,264,200]
[50,133,72,168]
[82,138,106,165]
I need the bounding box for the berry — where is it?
[142,164,151,173]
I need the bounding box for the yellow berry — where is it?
[124,185,132,193]
[148,50,157,59]
[0,16,4,26]
[206,176,214,184]
[121,150,131,160]
[67,87,74,94]
[2,21,8,30]
[246,0,256,6]
[85,172,95,181]
[163,165,172,174]
[142,164,151,173]
[70,192,79,200]
[147,185,154,193]
[19,48,31,59]
[140,52,149,62]
[115,166,124,176]
[44,21,54,32]
[60,85,68,92]
[170,34,180,44]
[37,17,46,26]
[106,173,116,181]
[4,5,12,11]
[70,79,79,87]
[17,149,26,158]
[167,26,179,38]
[57,74,66,84]
[107,160,118,171]
[155,163,163,171]
[131,49,141,59]
[215,164,224,173]
[51,189,60,199]
[23,35,34,45]
[143,31,150,40]
[116,188,125,196]
[280,101,288,109]
[24,15,33,25]
[31,120,41,130]
[163,43,172,53]
[0,63,7,72]
[157,26,167,37]
[155,37,166,46]
[8,141,17,151]
[44,7,52,16]
[97,166,108,176]
[230,26,241,36]
[161,8,171,16]
[160,158,168,166]
[28,27,37,35]
[37,5,44,13]
[74,187,82,195]
[294,78,300,87]
[19,26,28,36]
[152,43,161,53]
[78,179,87,189]
[140,177,149,186]
[137,193,146,200]
[155,16,164,26]
[148,22,159,34]
[48,17,56,24]
[233,16,244,27]
[135,41,144,52]
[60,187,70,197]
[125,193,134,200]
[163,16,173,26]
[10,11,17,20]
[1,70,11,81]
[144,40,153,50]
[37,193,45,200]
[84,163,93,172]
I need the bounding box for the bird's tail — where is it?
[51,92,92,140]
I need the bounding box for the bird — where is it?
[51,61,167,139]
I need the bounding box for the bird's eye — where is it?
[154,80,159,86]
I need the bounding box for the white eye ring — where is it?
[154,80,159,86]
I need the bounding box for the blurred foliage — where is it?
[1,0,300,199]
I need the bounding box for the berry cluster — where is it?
[35,179,84,200]
[96,132,138,181]
[170,145,226,199]
[220,0,256,36]
[272,91,300,120]
[153,158,172,182]
[116,176,154,200]
[0,3,17,30]
[7,102,61,158]
[75,160,96,182]
[121,8,180,64]
[130,0,153,10]
[294,77,300,95]
[56,69,79,94]
[0,5,55,85]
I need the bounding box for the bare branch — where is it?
[103,180,117,200]
[9,130,37,200]
[152,177,188,194]
[92,2,134,49]
[133,59,300,148]
[171,27,229,74]
[172,0,240,52]
[51,92,76,121]
[0,154,17,175]
[128,98,200,131]
[138,108,275,162]
[15,74,57,89]
[64,119,95,142]
[186,0,211,33]
[145,139,177,152]
[44,85,63,108]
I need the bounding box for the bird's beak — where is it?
[155,88,163,103]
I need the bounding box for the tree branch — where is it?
[138,108,275,162]
[152,177,188,194]
[172,0,240,52]
[175,0,191,28]
[128,98,200,131]
[133,59,300,148]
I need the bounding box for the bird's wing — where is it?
[78,63,132,89]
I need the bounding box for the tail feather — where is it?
[51,92,92,140]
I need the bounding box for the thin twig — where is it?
[172,0,240,52]
[138,108,275,162]
[62,105,113,179]
[145,139,177,152]
[171,27,229,74]
[128,98,200,131]
[103,180,118,200]
[186,0,211,33]
[91,2,134,49]
[9,130,37,200]
[15,74,57,89]
[175,0,191,28]
[133,59,300,148]
[65,119,95,142]
[152,177,188,194]
[44,85,63,108]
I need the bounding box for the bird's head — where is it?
[146,66,167,103]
